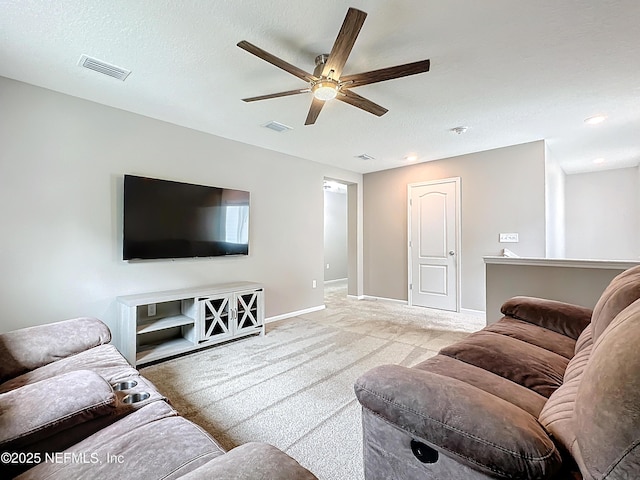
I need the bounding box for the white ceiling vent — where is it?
[78,54,131,81]
[262,121,293,133]
[355,153,375,161]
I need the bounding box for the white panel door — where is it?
[408,179,460,311]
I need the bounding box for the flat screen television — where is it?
[123,175,250,260]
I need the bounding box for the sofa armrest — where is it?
[501,296,592,339]
[0,369,116,452]
[0,317,111,382]
[355,364,562,479]
[177,442,317,480]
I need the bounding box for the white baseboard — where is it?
[360,297,486,317]
[324,278,348,284]
[265,305,326,323]
[362,295,408,305]
[347,294,365,300]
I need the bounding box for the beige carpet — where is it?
[141,281,481,480]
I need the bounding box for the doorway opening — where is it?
[323,178,358,302]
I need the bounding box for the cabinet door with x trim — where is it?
[198,289,264,342]
[198,294,234,342]
[234,289,263,335]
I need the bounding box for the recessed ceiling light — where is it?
[404,154,418,162]
[593,157,606,164]
[584,115,607,125]
[355,153,375,161]
[450,126,469,134]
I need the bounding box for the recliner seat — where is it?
[355,265,640,479]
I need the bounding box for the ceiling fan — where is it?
[237,7,431,125]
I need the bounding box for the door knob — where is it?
[449,251,455,256]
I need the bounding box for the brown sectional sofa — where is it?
[0,318,316,479]
[355,265,640,479]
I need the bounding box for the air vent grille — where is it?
[78,54,131,81]
[262,121,293,132]
[355,153,375,161]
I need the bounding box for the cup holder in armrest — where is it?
[122,392,151,404]
[112,380,138,391]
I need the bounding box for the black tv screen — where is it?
[123,175,250,260]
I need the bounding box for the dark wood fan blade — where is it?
[340,59,430,88]
[242,88,310,102]
[237,40,316,82]
[336,90,388,117]
[322,8,367,80]
[305,97,325,125]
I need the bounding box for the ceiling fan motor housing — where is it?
[311,54,340,100]
[314,54,330,74]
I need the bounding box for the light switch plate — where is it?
[499,233,519,243]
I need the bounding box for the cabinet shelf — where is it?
[136,337,194,364]
[137,315,195,334]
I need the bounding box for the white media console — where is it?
[114,282,264,366]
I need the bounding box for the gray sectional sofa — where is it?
[0,318,316,479]
[355,265,640,479]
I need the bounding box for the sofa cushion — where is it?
[485,317,576,359]
[574,324,593,354]
[0,370,116,451]
[538,375,581,456]
[574,298,640,478]
[500,296,592,340]
[0,317,111,383]
[562,344,592,384]
[16,401,226,480]
[591,264,640,341]
[0,344,138,394]
[439,331,568,398]
[413,354,546,417]
[178,442,317,480]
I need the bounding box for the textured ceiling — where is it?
[1,0,639,174]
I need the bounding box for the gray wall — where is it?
[486,262,631,322]
[363,141,547,312]
[565,167,640,260]
[324,190,348,281]
[0,77,361,333]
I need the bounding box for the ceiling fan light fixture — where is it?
[312,79,339,101]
